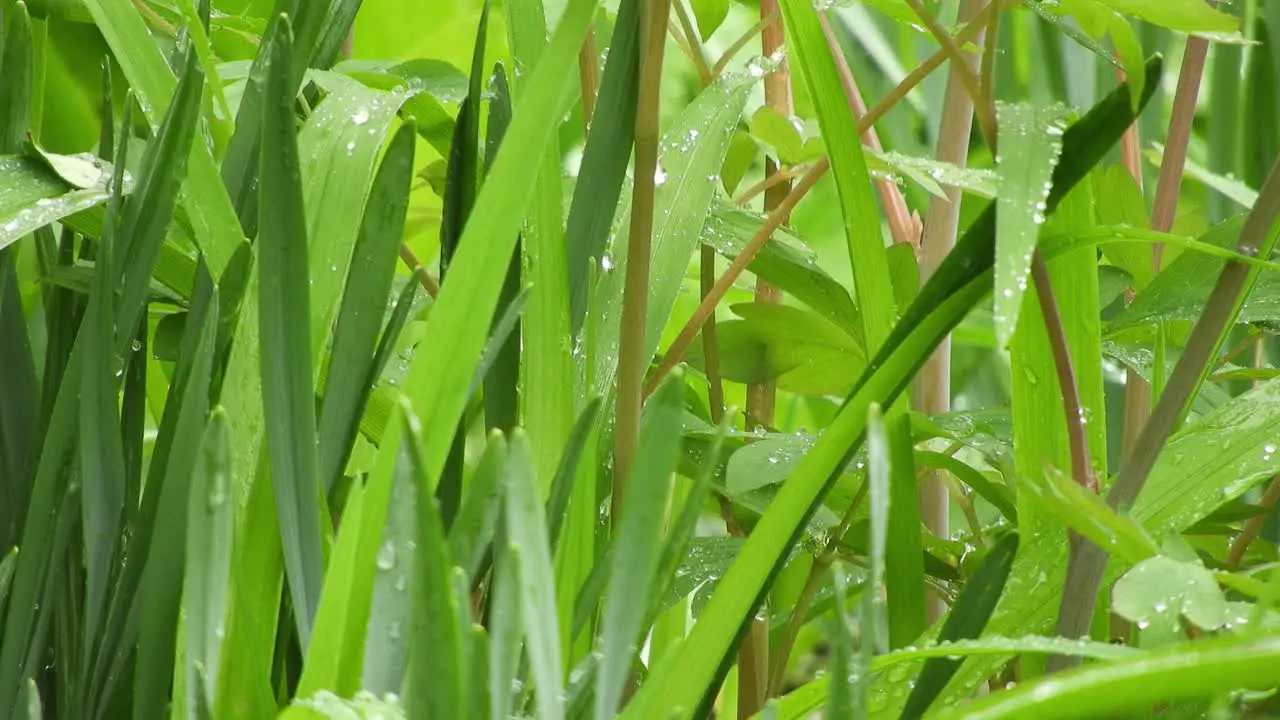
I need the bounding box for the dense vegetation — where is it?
[2,0,1279,717]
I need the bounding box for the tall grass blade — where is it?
[130,264,218,719]
[360,459,415,695]
[993,102,1070,347]
[447,432,508,583]
[885,412,925,649]
[900,531,1018,719]
[183,409,234,715]
[0,0,36,549]
[545,397,603,554]
[858,404,892,713]
[367,0,595,555]
[401,404,466,719]
[596,372,685,719]
[257,14,324,651]
[317,124,415,493]
[482,63,521,435]
[505,430,564,720]
[826,563,854,720]
[566,0,638,331]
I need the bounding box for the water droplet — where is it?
[352,107,370,125]
[376,541,396,570]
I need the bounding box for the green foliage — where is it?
[2,1,1279,719]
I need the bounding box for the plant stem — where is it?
[579,30,601,131]
[820,11,921,247]
[912,0,988,623]
[1226,475,1280,567]
[672,0,715,86]
[1030,250,1098,493]
[613,0,672,522]
[733,163,813,206]
[739,1,791,710]
[398,245,440,298]
[1052,155,1280,668]
[1115,63,1151,468]
[700,246,727,423]
[903,0,998,153]
[712,12,781,78]
[1150,22,1214,240]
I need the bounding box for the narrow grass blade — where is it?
[505,430,564,720]
[360,457,416,696]
[899,531,1019,719]
[438,2,486,277]
[257,14,324,651]
[855,403,892,716]
[0,0,36,548]
[317,124,415,493]
[545,397,603,554]
[930,630,1280,720]
[365,0,596,580]
[915,452,1016,522]
[0,547,17,620]
[482,63,521,436]
[0,0,32,151]
[183,409,233,715]
[130,267,218,719]
[1021,467,1158,565]
[885,412,925,649]
[826,563,854,720]
[402,404,466,720]
[992,102,1069,348]
[467,286,532,412]
[779,0,897,352]
[566,0,639,330]
[596,372,685,719]
[447,432,508,583]
[504,0,574,494]
[81,0,244,276]
[490,537,523,720]
[296,480,368,699]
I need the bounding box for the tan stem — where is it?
[578,30,601,131]
[912,0,988,624]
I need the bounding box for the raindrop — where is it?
[376,540,397,570]
[352,107,371,125]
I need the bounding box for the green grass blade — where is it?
[505,430,564,720]
[826,563,854,720]
[113,49,205,348]
[360,459,415,696]
[401,403,466,719]
[0,0,36,548]
[183,408,234,715]
[505,0,574,495]
[992,101,1069,347]
[447,432,508,583]
[482,62,521,435]
[900,531,1018,719]
[317,124,415,493]
[257,14,324,651]
[0,547,16,618]
[468,286,531,401]
[439,3,485,276]
[545,397,603,554]
[296,479,367,699]
[81,0,244,276]
[130,266,218,719]
[779,0,896,352]
[885,412,925,649]
[490,537,523,720]
[930,630,1280,720]
[857,403,892,714]
[363,0,595,570]
[566,0,638,331]
[596,372,685,719]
